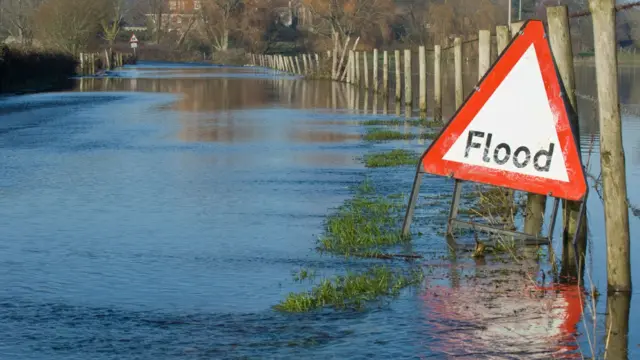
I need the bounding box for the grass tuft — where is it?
[363,128,414,141]
[363,149,419,168]
[293,268,317,282]
[362,118,441,128]
[363,128,440,142]
[318,191,408,256]
[275,266,424,312]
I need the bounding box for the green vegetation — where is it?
[275,266,424,312]
[363,149,419,168]
[362,118,442,128]
[363,128,414,141]
[318,192,407,256]
[0,45,76,94]
[293,268,317,282]
[363,128,440,142]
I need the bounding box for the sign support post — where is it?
[129,33,139,57]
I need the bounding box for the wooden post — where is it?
[496,25,510,54]
[547,5,588,282]
[332,36,338,79]
[383,50,389,97]
[478,30,491,80]
[434,45,442,122]
[604,293,631,359]
[355,51,361,85]
[517,13,544,236]
[591,0,631,292]
[104,49,111,70]
[418,45,427,115]
[454,37,463,109]
[394,50,401,102]
[79,52,85,75]
[308,54,314,74]
[511,21,524,37]
[289,57,295,73]
[302,55,308,74]
[404,49,412,106]
[373,49,379,93]
[349,50,356,84]
[315,53,320,75]
[90,53,95,74]
[295,56,302,74]
[363,51,369,89]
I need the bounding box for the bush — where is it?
[0,45,77,94]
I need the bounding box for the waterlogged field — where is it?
[0,63,639,359]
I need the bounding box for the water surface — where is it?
[0,62,639,359]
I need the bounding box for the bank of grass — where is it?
[364,128,439,142]
[363,149,419,168]
[0,45,76,94]
[275,266,424,312]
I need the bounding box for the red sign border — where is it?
[419,20,587,201]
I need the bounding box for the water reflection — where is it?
[604,292,631,360]
[421,272,585,358]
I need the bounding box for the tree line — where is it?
[1,0,640,59]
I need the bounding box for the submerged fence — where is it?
[77,50,136,76]
[247,0,632,295]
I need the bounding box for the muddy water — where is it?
[0,62,638,359]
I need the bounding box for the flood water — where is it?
[0,61,639,359]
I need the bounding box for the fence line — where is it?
[76,51,134,76]
[247,1,632,300]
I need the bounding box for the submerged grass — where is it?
[362,118,441,128]
[363,149,419,168]
[318,191,407,256]
[275,266,424,312]
[363,128,440,142]
[363,128,414,141]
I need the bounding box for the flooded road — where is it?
[0,62,639,359]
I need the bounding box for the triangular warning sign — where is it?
[420,20,586,201]
[130,34,138,43]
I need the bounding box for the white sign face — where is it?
[441,44,569,182]
[130,42,138,49]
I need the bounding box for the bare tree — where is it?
[238,0,285,53]
[100,0,127,50]
[34,0,104,54]
[302,0,396,53]
[0,0,42,45]
[199,0,242,52]
[147,0,168,44]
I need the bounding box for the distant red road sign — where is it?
[420,20,586,201]
[129,34,139,43]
